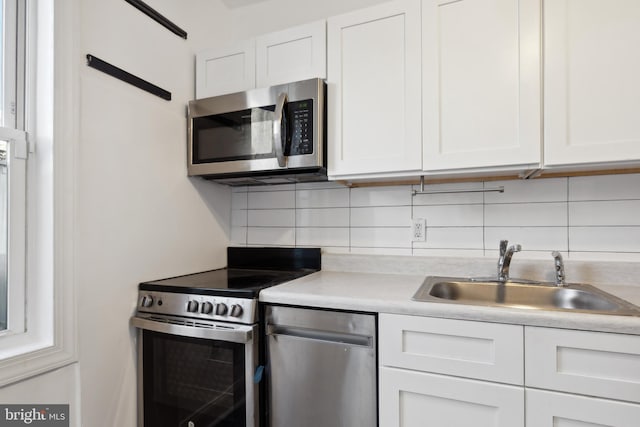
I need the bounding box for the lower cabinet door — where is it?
[380,366,524,427]
[526,389,640,427]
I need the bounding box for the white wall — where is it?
[0,0,391,426]
[231,174,640,262]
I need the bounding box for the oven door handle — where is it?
[130,316,254,344]
[273,92,288,168]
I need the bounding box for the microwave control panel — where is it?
[289,99,314,156]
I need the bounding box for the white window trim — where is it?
[0,0,77,386]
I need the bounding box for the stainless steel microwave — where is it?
[187,78,326,185]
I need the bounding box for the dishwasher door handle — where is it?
[266,324,373,348]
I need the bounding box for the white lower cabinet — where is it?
[526,389,640,427]
[379,314,640,427]
[380,367,524,427]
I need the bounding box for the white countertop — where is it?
[260,254,640,335]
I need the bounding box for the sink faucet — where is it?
[552,251,566,287]
[497,240,521,282]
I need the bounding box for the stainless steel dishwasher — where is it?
[265,305,377,426]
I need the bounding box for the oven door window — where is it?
[142,330,246,427]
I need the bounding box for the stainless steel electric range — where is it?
[130,247,321,427]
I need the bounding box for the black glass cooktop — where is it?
[139,247,321,298]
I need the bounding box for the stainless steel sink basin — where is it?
[413,276,640,316]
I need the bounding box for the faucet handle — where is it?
[499,240,508,256]
[512,244,522,253]
[551,251,566,287]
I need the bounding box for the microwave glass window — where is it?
[193,106,276,163]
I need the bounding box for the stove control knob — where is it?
[187,300,199,313]
[141,295,154,308]
[229,304,243,317]
[215,303,228,316]
[201,301,214,314]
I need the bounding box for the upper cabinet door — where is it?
[422,0,541,172]
[195,40,256,98]
[544,0,640,167]
[327,0,422,178]
[256,20,326,88]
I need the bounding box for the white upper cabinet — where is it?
[544,0,640,167]
[327,0,422,178]
[422,0,541,172]
[196,40,256,98]
[256,20,326,88]
[195,20,326,98]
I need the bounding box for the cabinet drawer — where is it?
[380,366,524,427]
[526,388,640,427]
[380,314,524,385]
[525,327,640,403]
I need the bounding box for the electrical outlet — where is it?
[412,218,426,242]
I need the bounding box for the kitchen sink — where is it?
[412,276,640,316]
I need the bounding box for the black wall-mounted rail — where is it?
[86,54,172,101]
[124,0,187,39]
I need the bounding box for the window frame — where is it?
[0,0,77,386]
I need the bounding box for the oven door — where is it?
[131,315,259,427]
[187,78,324,178]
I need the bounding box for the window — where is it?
[0,0,27,336]
[0,0,76,385]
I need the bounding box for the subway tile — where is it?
[350,247,413,256]
[485,227,568,251]
[484,178,567,204]
[485,203,568,227]
[569,226,640,253]
[350,227,411,248]
[247,227,295,246]
[412,182,484,205]
[412,248,485,258]
[296,188,350,208]
[230,226,247,246]
[296,208,349,227]
[351,206,411,227]
[569,200,640,226]
[247,209,295,227]
[350,185,412,207]
[231,191,248,209]
[231,210,248,227]
[413,204,483,227]
[569,173,640,201]
[413,227,484,250]
[248,190,295,209]
[296,227,350,247]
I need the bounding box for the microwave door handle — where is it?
[273,92,288,167]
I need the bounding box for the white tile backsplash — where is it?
[569,174,640,201]
[569,200,640,226]
[413,204,483,227]
[351,206,411,227]
[247,209,295,227]
[248,190,295,209]
[350,186,411,207]
[484,177,568,203]
[296,188,349,208]
[296,227,350,247]
[229,175,640,260]
[485,202,568,227]
[296,208,349,227]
